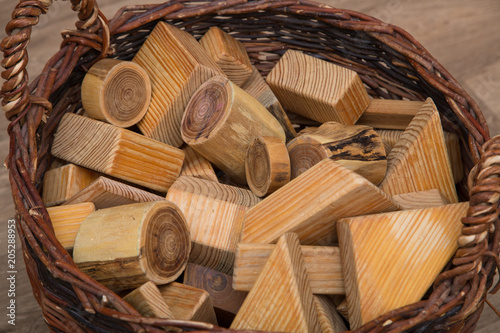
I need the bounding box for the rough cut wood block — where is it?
[233,243,344,295]
[287,122,387,185]
[266,50,370,125]
[314,295,348,333]
[231,233,321,332]
[392,189,450,210]
[166,176,261,274]
[337,202,469,329]
[336,299,349,321]
[379,98,458,203]
[241,66,297,141]
[123,281,174,319]
[73,201,190,291]
[158,282,218,325]
[241,159,400,245]
[133,21,225,147]
[181,75,285,184]
[356,99,424,129]
[180,145,218,183]
[199,27,253,86]
[63,176,164,209]
[48,158,67,170]
[51,113,184,193]
[47,202,95,251]
[42,164,100,206]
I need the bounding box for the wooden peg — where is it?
[392,189,450,210]
[266,50,370,125]
[314,295,348,333]
[356,99,424,129]
[287,122,387,185]
[233,243,344,295]
[51,113,184,193]
[166,176,261,274]
[181,75,286,184]
[123,281,174,319]
[73,201,190,291]
[245,136,291,197]
[81,59,151,127]
[180,145,218,183]
[199,27,253,86]
[241,159,400,245]
[231,233,322,332]
[337,203,469,328]
[133,22,225,147]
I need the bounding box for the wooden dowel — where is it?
[180,145,219,183]
[123,281,174,319]
[356,99,424,129]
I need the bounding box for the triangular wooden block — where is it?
[379,98,458,203]
[314,295,347,333]
[337,202,469,329]
[231,233,321,332]
[180,145,218,183]
[392,189,450,210]
[123,281,174,319]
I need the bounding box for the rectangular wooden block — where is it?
[356,99,424,129]
[180,145,218,183]
[392,189,450,210]
[123,281,174,319]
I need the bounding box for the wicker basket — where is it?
[1,0,499,332]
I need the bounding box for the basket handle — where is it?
[0,0,110,119]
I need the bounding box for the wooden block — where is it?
[181,75,285,184]
[356,99,424,129]
[158,282,218,325]
[42,164,100,206]
[288,122,387,185]
[392,189,450,210]
[336,299,349,321]
[51,113,184,193]
[47,202,95,251]
[166,176,261,274]
[199,27,253,86]
[183,263,247,317]
[379,98,458,203]
[266,50,370,125]
[241,159,400,245]
[123,281,174,319]
[81,59,151,128]
[241,66,297,141]
[180,145,218,183]
[231,233,321,332]
[245,136,291,197]
[48,158,67,170]
[314,295,348,333]
[63,176,164,209]
[133,22,224,147]
[73,201,190,291]
[337,202,469,328]
[233,243,344,295]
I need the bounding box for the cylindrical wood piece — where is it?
[81,59,151,127]
[245,136,291,197]
[73,201,190,291]
[181,75,286,184]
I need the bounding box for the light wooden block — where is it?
[337,202,469,328]
[356,99,424,129]
[314,295,348,333]
[180,145,218,183]
[123,281,174,319]
[392,189,450,210]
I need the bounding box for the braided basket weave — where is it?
[2,0,499,332]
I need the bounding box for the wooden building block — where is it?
[336,299,349,321]
[158,282,218,325]
[379,98,458,203]
[63,176,164,209]
[51,113,184,193]
[73,201,190,291]
[166,176,260,274]
[266,50,370,125]
[123,281,174,319]
[241,66,297,141]
[287,122,387,185]
[47,202,95,251]
[199,27,253,86]
[356,99,424,129]
[314,295,348,333]
[392,189,450,210]
[133,22,225,147]
[180,145,218,183]
[233,243,344,295]
[42,164,100,206]
[241,159,400,245]
[337,202,469,328]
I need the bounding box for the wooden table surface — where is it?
[0,1,499,332]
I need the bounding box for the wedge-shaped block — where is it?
[52,113,184,193]
[124,281,174,319]
[180,145,218,183]
[241,159,400,245]
[392,189,450,210]
[266,50,370,125]
[133,22,225,147]
[337,202,469,328]
[356,99,424,129]
[231,233,321,332]
[314,295,348,333]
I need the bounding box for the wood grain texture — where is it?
[231,233,322,332]
[233,243,344,295]
[166,176,261,274]
[123,281,174,319]
[314,295,348,333]
[266,49,370,125]
[337,202,469,328]
[392,189,450,210]
[51,113,184,193]
[241,159,400,245]
[356,99,424,129]
[133,21,225,147]
[379,98,458,203]
[180,145,219,183]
